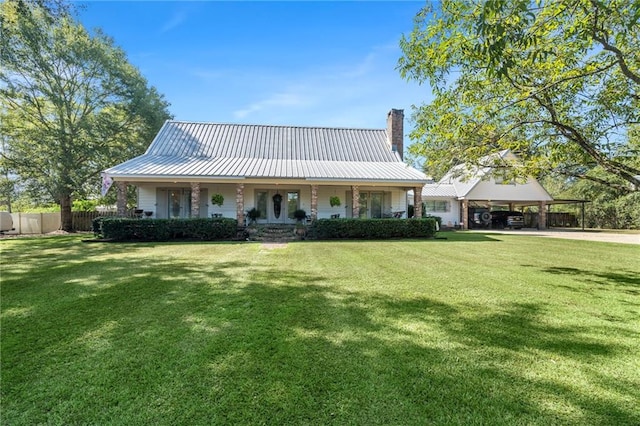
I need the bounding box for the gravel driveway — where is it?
[473,229,640,245]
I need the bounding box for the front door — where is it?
[255,190,299,223]
[285,191,299,223]
[168,189,191,218]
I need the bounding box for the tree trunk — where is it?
[60,193,73,232]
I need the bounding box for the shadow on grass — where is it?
[2,239,638,425]
[522,265,640,296]
[299,232,503,244]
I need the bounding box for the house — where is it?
[417,150,553,229]
[103,109,429,225]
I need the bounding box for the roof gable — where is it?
[433,150,552,201]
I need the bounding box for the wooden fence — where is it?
[524,212,579,228]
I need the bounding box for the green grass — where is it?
[1,233,639,425]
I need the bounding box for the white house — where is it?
[104,109,429,225]
[418,150,554,229]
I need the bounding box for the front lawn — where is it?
[1,233,638,425]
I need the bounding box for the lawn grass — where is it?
[1,233,639,425]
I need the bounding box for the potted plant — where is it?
[211,193,224,207]
[246,207,261,225]
[210,193,224,218]
[293,209,307,237]
[329,196,341,208]
[293,209,307,222]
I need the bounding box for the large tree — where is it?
[398,0,639,192]
[0,0,171,230]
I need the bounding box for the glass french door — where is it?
[256,190,268,222]
[168,189,191,218]
[254,190,299,223]
[286,191,299,222]
[358,192,384,218]
[370,193,383,218]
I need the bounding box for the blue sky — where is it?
[77,1,432,131]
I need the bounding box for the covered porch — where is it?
[115,180,424,225]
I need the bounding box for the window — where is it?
[287,191,299,220]
[168,189,191,218]
[424,200,450,212]
[256,191,268,220]
[353,191,388,218]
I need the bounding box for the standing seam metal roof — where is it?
[106,120,428,182]
[144,121,398,161]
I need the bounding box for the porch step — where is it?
[246,224,305,242]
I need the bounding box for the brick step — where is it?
[245,225,306,242]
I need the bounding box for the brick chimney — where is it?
[387,109,404,160]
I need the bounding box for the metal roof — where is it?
[421,184,458,198]
[105,121,428,183]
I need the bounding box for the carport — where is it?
[419,150,590,230]
[461,198,589,230]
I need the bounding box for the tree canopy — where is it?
[398,0,639,192]
[0,0,172,229]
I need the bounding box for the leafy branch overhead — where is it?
[398,0,639,192]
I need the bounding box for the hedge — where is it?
[92,217,238,241]
[308,218,438,240]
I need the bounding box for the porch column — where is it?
[461,199,468,230]
[351,185,360,218]
[190,182,201,218]
[310,185,318,221]
[508,203,515,211]
[236,183,245,225]
[413,187,423,219]
[116,181,127,216]
[538,201,547,230]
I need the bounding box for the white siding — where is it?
[424,198,460,227]
[202,184,237,218]
[137,187,157,213]
[468,177,552,201]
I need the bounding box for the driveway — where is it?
[472,228,640,245]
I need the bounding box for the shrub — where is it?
[425,214,442,227]
[247,208,261,223]
[308,218,437,240]
[293,209,307,221]
[92,217,238,241]
[72,199,99,212]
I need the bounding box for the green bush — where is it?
[92,217,238,241]
[425,214,442,227]
[308,218,438,240]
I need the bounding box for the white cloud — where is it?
[160,11,187,33]
[234,92,310,119]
